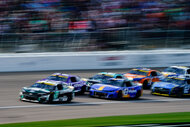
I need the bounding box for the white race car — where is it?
[20,80,74,103]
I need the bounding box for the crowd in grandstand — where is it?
[0,0,189,34]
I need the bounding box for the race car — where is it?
[86,72,124,91]
[45,73,86,94]
[151,76,190,97]
[19,80,74,103]
[162,66,190,78]
[123,68,164,89]
[89,78,142,99]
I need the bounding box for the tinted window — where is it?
[31,83,55,91]
[103,80,124,87]
[92,74,113,80]
[128,70,148,76]
[47,76,68,82]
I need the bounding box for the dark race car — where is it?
[89,78,142,99]
[19,80,74,103]
[151,76,190,97]
[45,73,86,94]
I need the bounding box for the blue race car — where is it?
[45,73,86,94]
[86,72,124,91]
[89,78,142,99]
[162,66,190,78]
[151,76,190,97]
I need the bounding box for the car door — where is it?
[148,71,161,85]
[69,76,83,91]
[184,80,190,94]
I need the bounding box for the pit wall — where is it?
[0,50,190,72]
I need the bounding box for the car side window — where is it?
[57,84,63,90]
[76,76,81,82]
[116,75,123,79]
[187,69,190,74]
[150,71,157,77]
[124,81,133,87]
[187,80,190,85]
[70,77,77,82]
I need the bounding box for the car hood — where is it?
[23,87,50,94]
[124,73,145,80]
[87,79,101,83]
[91,84,120,91]
[161,72,177,77]
[153,82,179,89]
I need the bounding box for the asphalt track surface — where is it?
[0,68,190,124]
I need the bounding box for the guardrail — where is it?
[0,50,190,72]
[0,29,190,53]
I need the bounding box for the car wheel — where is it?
[80,86,86,95]
[143,80,148,89]
[117,90,123,100]
[135,90,141,99]
[48,94,54,103]
[176,89,183,98]
[66,93,73,102]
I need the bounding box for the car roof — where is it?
[36,80,65,86]
[133,67,151,72]
[51,73,74,78]
[97,72,119,77]
[170,66,190,70]
[167,76,187,81]
[109,78,129,82]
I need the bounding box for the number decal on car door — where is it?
[184,85,190,94]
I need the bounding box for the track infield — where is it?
[0,112,190,127]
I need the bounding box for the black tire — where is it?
[135,90,141,99]
[117,90,123,100]
[80,86,86,95]
[48,93,54,103]
[143,80,148,89]
[176,89,183,98]
[66,93,73,102]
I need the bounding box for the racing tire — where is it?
[176,89,183,98]
[134,90,141,99]
[66,93,73,102]
[117,90,123,100]
[143,80,148,89]
[48,94,54,104]
[80,86,86,95]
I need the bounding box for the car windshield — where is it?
[128,70,148,76]
[103,80,123,87]
[163,78,185,85]
[31,83,55,91]
[47,76,68,82]
[163,67,185,75]
[92,74,113,81]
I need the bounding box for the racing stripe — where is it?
[98,86,105,91]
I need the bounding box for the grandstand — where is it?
[0,0,190,52]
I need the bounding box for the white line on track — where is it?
[0,98,190,110]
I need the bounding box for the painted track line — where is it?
[0,98,190,110]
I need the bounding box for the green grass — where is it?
[0,112,190,127]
